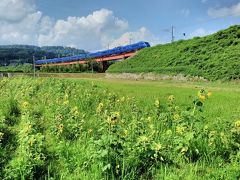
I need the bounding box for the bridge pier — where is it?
[101,61,108,72]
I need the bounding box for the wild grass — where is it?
[0,77,239,179]
[82,78,240,122]
[0,64,32,73]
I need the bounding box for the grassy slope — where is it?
[108,25,240,81]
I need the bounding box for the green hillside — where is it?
[108,25,240,81]
[0,45,86,66]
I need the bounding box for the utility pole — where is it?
[171,26,175,43]
[33,55,36,77]
[91,61,93,74]
[162,26,175,43]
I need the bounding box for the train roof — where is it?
[36,41,150,65]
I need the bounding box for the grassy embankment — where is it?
[108,25,240,81]
[0,77,239,179]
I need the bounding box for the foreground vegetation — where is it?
[0,65,33,73]
[0,77,239,179]
[0,61,109,73]
[108,25,240,81]
[40,62,105,73]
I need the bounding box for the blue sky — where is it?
[0,0,240,50]
[35,0,240,38]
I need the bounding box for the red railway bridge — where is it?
[37,51,136,71]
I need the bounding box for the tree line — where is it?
[0,45,86,66]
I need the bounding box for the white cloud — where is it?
[0,0,35,22]
[0,11,42,45]
[0,0,44,45]
[190,28,213,38]
[201,0,208,4]
[38,9,129,50]
[208,2,240,18]
[110,27,160,48]
[0,0,159,50]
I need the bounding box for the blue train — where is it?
[36,41,150,65]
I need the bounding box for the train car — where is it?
[35,41,150,66]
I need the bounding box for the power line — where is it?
[160,15,233,33]
[159,16,238,42]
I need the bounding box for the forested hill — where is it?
[0,45,86,66]
[108,25,240,81]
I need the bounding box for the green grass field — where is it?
[78,78,240,122]
[0,77,239,179]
